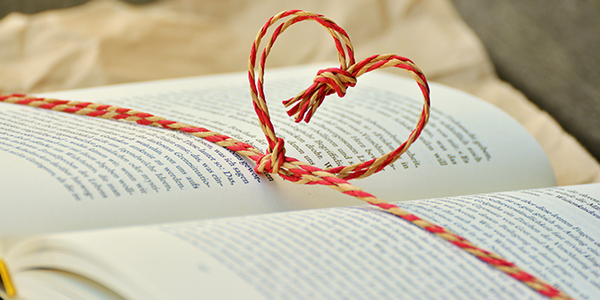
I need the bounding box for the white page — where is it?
[10,269,125,300]
[10,184,598,299]
[8,213,544,300]
[398,183,600,299]
[8,229,266,300]
[0,64,555,245]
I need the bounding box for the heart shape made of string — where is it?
[248,10,431,181]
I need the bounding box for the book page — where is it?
[9,184,598,299]
[5,269,124,300]
[0,64,555,244]
[398,183,600,299]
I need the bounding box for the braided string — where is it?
[249,11,430,180]
[0,94,571,299]
[0,10,572,300]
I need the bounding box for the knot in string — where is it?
[254,137,286,174]
[315,67,357,97]
[283,67,357,123]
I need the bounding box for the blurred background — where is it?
[0,0,598,182]
[0,0,155,16]
[451,0,600,168]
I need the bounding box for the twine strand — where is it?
[0,91,571,300]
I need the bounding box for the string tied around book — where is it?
[0,9,572,300]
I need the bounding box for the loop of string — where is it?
[0,10,572,300]
[249,10,430,182]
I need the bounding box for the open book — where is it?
[0,64,596,299]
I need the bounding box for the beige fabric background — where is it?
[0,0,598,185]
